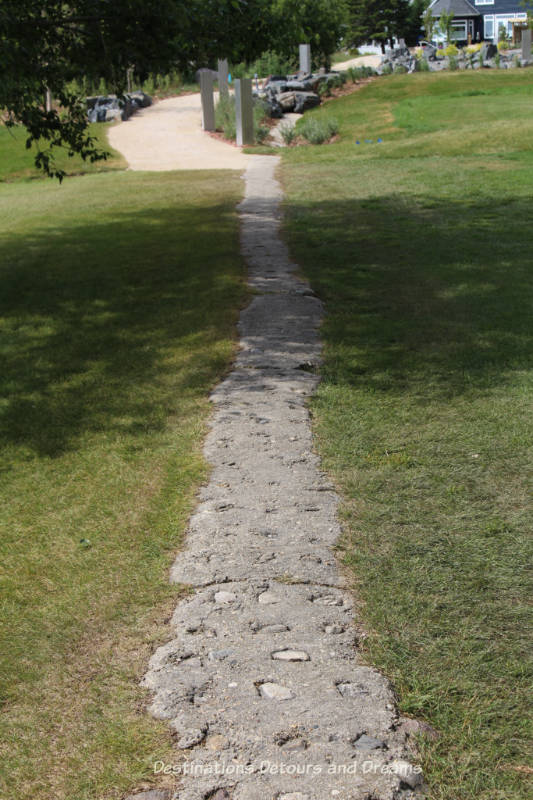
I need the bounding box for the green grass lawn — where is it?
[0,122,126,182]
[282,70,533,800]
[0,167,246,799]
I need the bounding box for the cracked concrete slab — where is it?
[142,156,423,800]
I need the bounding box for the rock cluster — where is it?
[381,41,526,73]
[380,43,417,73]
[87,91,151,123]
[259,72,341,117]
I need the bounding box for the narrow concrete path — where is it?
[107,93,252,171]
[142,157,421,800]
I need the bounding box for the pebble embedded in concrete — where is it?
[271,650,310,662]
[259,682,295,701]
[214,591,237,604]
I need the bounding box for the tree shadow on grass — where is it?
[0,202,243,459]
[285,193,533,398]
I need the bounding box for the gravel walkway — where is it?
[141,156,422,800]
[333,54,382,72]
[107,93,252,171]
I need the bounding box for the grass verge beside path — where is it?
[282,71,533,800]
[0,169,246,799]
[0,122,125,182]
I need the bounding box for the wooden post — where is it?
[234,78,253,146]
[299,44,311,75]
[200,71,215,132]
[218,59,229,97]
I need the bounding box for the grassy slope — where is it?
[0,169,245,799]
[0,122,125,181]
[282,71,533,800]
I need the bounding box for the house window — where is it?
[475,0,494,6]
[484,15,495,40]
[450,20,468,40]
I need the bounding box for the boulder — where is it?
[294,92,320,113]
[277,91,320,113]
[481,42,498,60]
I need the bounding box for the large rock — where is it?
[481,42,498,60]
[278,91,320,113]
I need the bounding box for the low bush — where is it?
[215,93,236,139]
[215,94,269,144]
[449,55,458,71]
[444,44,459,56]
[298,116,338,145]
[279,122,297,145]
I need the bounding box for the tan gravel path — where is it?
[334,54,382,71]
[107,92,252,171]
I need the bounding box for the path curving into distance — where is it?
[107,93,252,171]
[140,156,422,800]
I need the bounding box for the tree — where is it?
[345,0,411,52]
[439,10,456,44]
[270,0,349,68]
[422,6,436,41]
[0,0,197,178]
[404,0,430,46]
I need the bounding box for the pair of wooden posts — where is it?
[200,45,312,147]
[199,59,253,146]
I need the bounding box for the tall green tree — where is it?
[422,5,436,41]
[346,0,411,52]
[405,0,430,45]
[271,0,349,67]
[0,0,194,177]
[439,9,455,43]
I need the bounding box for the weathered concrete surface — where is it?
[143,156,423,799]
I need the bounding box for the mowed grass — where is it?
[282,71,533,800]
[0,122,125,181]
[0,168,246,799]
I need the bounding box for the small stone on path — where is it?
[214,591,236,604]
[271,649,310,662]
[258,591,279,604]
[259,682,294,701]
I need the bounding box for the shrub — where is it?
[494,52,501,68]
[215,94,269,144]
[444,44,459,56]
[448,55,458,71]
[346,66,375,82]
[417,58,430,72]
[279,122,297,145]
[298,116,338,145]
[498,23,510,45]
[394,64,408,74]
[230,51,296,79]
[255,124,270,144]
[215,93,236,139]
[381,64,393,75]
